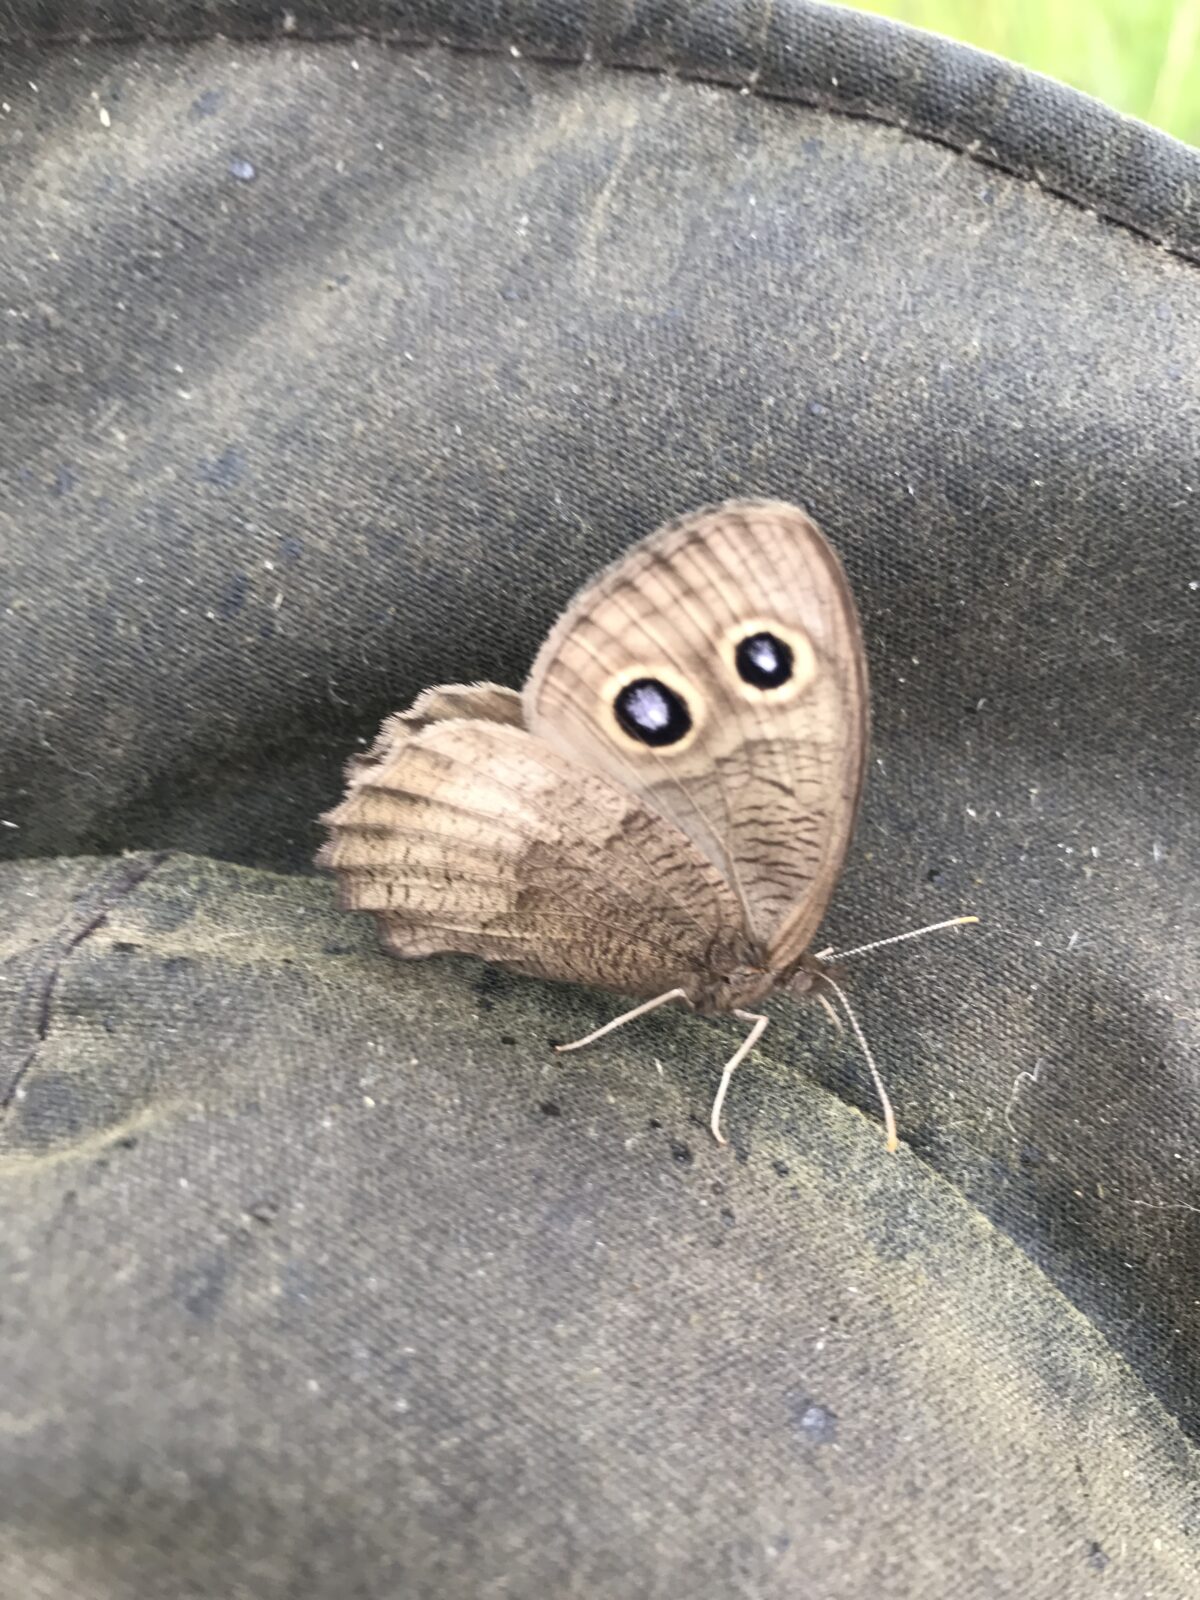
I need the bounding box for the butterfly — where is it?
[318,500,970,1148]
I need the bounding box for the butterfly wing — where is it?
[317,684,747,1001]
[522,501,869,970]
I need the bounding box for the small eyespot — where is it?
[614,678,692,747]
[735,631,794,689]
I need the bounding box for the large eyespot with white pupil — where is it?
[614,678,691,746]
[605,665,701,753]
[723,619,818,701]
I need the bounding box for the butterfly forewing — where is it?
[522,501,868,969]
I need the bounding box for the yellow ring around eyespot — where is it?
[601,663,706,756]
[719,617,818,702]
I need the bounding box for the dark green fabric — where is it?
[1,4,1198,1596]
[2,854,1198,1599]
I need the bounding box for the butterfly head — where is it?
[783,949,840,1002]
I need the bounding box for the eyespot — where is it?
[735,631,794,689]
[613,678,692,747]
[721,618,817,700]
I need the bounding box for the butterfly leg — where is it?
[710,1010,770,1147]
[554,988,693,1055]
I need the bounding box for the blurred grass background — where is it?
[833,1,1200,146]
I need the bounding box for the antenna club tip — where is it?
[885,1132,900,1154]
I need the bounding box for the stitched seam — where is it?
[5,25,1198,268]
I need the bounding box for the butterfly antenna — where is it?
[817,915,978,965]
[820,973,899,1154]
[816,990,844,1035]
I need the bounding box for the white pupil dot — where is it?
[625,684,671,730]
[747,638,779,673]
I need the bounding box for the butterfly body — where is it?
[319,500,868,1136]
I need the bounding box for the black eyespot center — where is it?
[614,678,692,747]
[736,631,794,689]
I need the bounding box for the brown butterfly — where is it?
[318,501,969,1147]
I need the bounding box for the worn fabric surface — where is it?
[1,3,1198,1597]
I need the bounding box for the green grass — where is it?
[833,0,1200,146]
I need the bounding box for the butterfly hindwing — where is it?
[318,685,747,1002]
